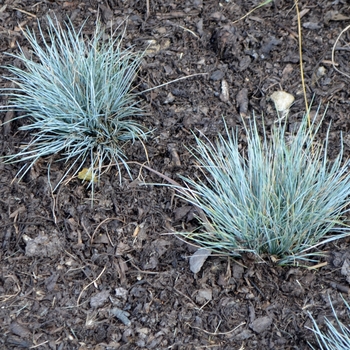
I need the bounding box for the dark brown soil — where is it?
[2,1,350,349]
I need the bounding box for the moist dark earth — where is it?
[1,1,350,349]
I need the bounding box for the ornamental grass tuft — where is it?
[176,112,350,265]
[308,295,350,350]
[1,16,148,191]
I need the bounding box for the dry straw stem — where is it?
[232,0,274,24]
[331,24,350,80]
[77,266,106,306]
[294,0,309,116]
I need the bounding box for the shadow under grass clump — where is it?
[176,112,350,265]
[1,16,148,193]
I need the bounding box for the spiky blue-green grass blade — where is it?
[1,16,149,197]
[308,295,350,350]
[176,112,350,265]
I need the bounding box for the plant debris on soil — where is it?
[2,1,350,349]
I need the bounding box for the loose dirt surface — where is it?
[1,1,350,349]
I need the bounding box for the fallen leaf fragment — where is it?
[78,168,96,182]
[189,248,211,274]
[324,10,350,24]
[249,316,273,333]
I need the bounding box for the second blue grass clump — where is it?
[2,16,148,190]
[177,113,350,265]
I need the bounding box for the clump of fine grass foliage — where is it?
[176,112,350,265]
[308,295,350,350]
[1,16,148,191]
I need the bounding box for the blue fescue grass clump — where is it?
[308,295,350,350]
[176,112,350,265]
[1,16,148,190]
